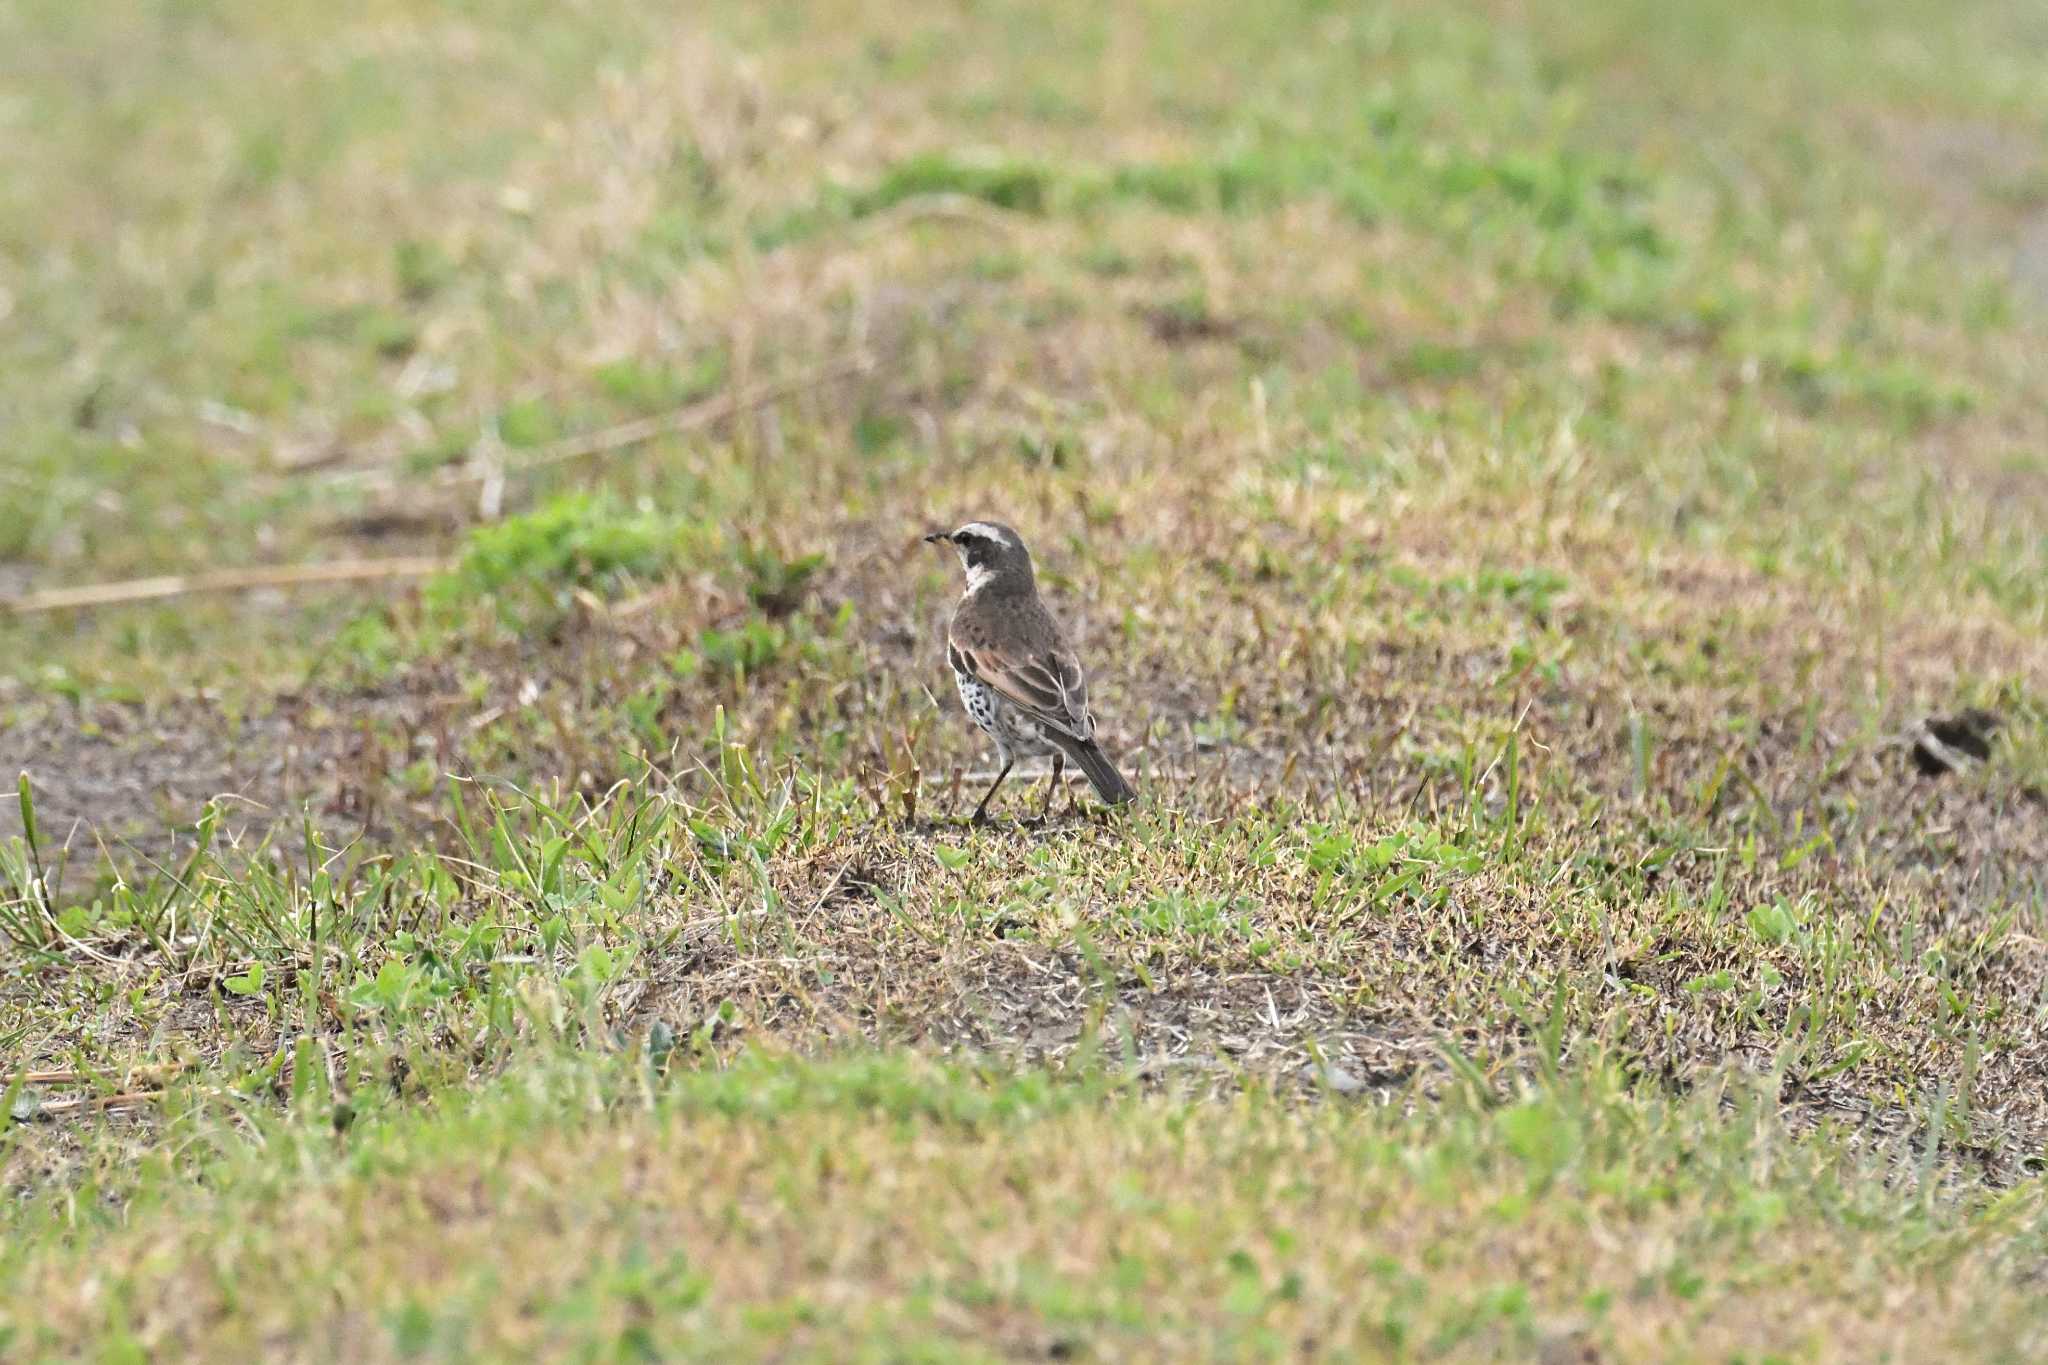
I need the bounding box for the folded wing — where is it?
[948,640,1094,742]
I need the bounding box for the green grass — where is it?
[5,0,2048,1357]
[423,492,691,627]
[8,1049,2048,1359]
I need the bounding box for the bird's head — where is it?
[923,520,1034,593]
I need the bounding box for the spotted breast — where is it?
[948,643,1053,758]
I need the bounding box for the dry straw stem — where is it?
[0,558,449,616]
[32,1093,162,1119]
[17,1065,186,1087]
[513,354,876,473]
[318,354,878,494]
[849,191,1030,242]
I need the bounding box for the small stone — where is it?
[1911,709,2000,777]
[1304,1063,1366,1095]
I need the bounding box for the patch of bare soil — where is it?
[647,917,1431,1101]
[5,697,327,858]
[0,616,704,866]
[3,674,518,867]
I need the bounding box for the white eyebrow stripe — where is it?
[956,522,1011,546]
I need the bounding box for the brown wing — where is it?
[950,638,1094,742]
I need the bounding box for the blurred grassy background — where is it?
[4,0,2044,651]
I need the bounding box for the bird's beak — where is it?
[922,531,952,545]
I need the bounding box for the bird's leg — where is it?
[1039,751,1065,821]
[970,757,1014,824]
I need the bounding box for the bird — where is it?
[923,519,1137,821]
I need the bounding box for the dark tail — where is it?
[1059,735,1136,806]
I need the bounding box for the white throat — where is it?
[964,561,998,594]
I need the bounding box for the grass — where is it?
[4,0,2048,1357]
[9,1050,2048,1359]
